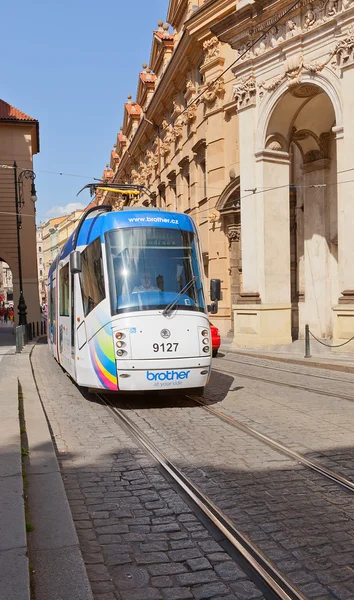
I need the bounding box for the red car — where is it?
[210,323,221,357]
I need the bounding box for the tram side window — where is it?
[49,276,56,343]
[59,263,70,316]
[80,237,105,317]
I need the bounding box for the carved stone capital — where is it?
[227,224,241,245]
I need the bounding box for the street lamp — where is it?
[13,161,37,326]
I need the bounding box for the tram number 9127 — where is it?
[153,343,179,353]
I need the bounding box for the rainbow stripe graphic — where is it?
[88,318,118,391]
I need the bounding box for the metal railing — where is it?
[304,323,354,358]
[15,320,47,353]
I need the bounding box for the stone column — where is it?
[237,105,258,300]
[233,146,292,348]
[332,63,354,350]
[299,159,332,339]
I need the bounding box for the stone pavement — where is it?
[2,330,354,600]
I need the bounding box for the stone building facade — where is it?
[102,0,354,349]
[0,99,40,325]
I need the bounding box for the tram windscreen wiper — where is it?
[162,276,199,317]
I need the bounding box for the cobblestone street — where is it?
[30,341,354,599]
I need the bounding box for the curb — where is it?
[18,344,94,600]
[220,346,354,374]
[0,352,30,600]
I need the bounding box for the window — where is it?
[200,159,207,199]
[106,227,205,316]
[59,263,69,316]
[39,257,42,264]
[39,246,42,252]
[49,276,56,343]
[40,270,43,277]
[80,237,105,316]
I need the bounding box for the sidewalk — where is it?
[0,334,93,600]
[220,335,354,373]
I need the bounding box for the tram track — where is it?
[97,391,306,600]
[184,394,354,493]
[212,361,354,403]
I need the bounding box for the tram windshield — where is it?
[106,227,206,315]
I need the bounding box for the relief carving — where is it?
[200,78,226,106]
[233,0,353,63]
[259,50,336,96]
[326,0,337,15]
[334,26,354,67]
[202,36,220,63]
[184,103,197,123]
[303,8,316,29]
[173,122,184,139]
[234,76,256,109]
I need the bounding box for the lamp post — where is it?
[13,161,37,326]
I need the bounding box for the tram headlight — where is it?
[115,332,124,340]
[201,329,208,336]
[116,349,124,357]
[202,338,209,345]
[202,346,210,353]
[116,341,125,348]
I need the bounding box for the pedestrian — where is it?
[0,307,4,324]
[4,309,8,324]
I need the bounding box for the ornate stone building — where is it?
[102,0,241,336]
[102,0,354,349]
[213,0,354,349]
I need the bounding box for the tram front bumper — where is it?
[116,358,210,391]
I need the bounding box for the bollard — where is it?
[305,324,311,358]
[15,326,22,353]
[36,321,39,337]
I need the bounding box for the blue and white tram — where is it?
[47,205,221,392]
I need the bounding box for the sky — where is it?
[0,0,168,223]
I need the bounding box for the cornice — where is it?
[167,0,188,29]
[185,0,236,38]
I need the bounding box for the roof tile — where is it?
[0,99,37,122]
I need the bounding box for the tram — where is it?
[47,191,221,393]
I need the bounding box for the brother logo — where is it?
[146,370,190,381]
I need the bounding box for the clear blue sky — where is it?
[0,0,168,223]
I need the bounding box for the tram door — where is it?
[58,262,74,375]
[71,270,75,358]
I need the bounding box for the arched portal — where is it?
[0,259,15,331]
[264,82,337,339]
[234,77,343,348]
[216,176,241,331]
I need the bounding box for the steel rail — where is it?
[186,395,354,493]
[218,354,354,384]
[213,364,354,403]
[96,392,306,600]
